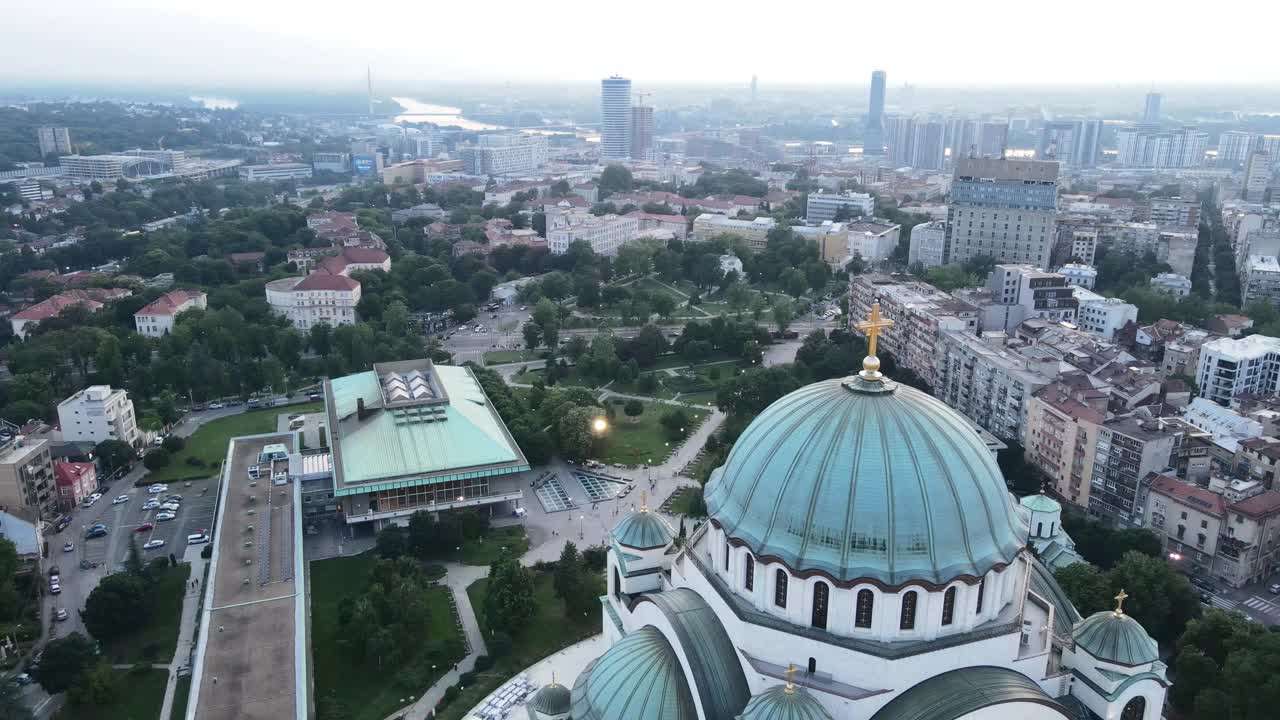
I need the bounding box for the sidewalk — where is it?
[157,548,209,720]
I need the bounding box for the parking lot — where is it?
[48,474,219,640]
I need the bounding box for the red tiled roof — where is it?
[1230,489,1280,518]
[136,289,206,316]
[54,461,95,488]
[626,211,685,223]
[1148,474,1226,517]
[13,289,127,321]
[294,274,359,292]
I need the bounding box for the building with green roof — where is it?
[321,359,528,527]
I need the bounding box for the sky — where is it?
[5,1,1278,91]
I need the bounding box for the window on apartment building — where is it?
[1201,519,1208,529]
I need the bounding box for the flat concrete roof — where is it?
[188,433,306,720]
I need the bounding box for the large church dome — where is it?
[704,372,1026,588]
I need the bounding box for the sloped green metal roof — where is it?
[1073,611,1159,667]
[1072,665,1168,701]
[1027,557,1082,638]
[705,376,1025,587]
[329,365,528,494]
[613,511,675,550]
[1021,494,1062,513]
[737,685,832,720]
[636,589,751,720]
[571,626,697,720]
[528,682,571,716]
[869,666,1070,720]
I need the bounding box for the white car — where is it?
[187,533,210,545]
[143,539,165,550]
[142,499,160,510]
[208,402,225,409]
[160,502,180,512]
[112,495,129,505]
[54,608,68,622]
[155,512,176,521]
[147,485,168,494]
[49,583,61,595]
[62,542,74,553]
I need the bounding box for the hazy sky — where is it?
[6,1,1277,91]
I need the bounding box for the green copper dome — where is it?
[571,626,697,720]
[705,376,1025,587]
[737,684,833,720]
[1073,611,1158,667]
[1020,494,1061,513]
[528,682,571,716]
[613,510,674,550]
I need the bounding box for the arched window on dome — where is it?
[724,541,731,571]
[1121,696,1145,720]
[855,589,874,629]
[744,554,755,592]
[613,567,621,600]
[811,581,829,630]
[941,586,957,626]
[1037,521,1043,536]
[899,590,918,630]
[774,570,788,608]
[975,578,986,614]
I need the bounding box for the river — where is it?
[391,97,505,131]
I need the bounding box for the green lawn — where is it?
[453,526,529,566]
[145,402,323,484]
[484,350,541,365]
[597,401,708,465]
[440,572,601,720]
[170,674,191,720]
[103,564,191,664]
[55,668,167,720]
[633,277,690,301]
[310,553,464,720]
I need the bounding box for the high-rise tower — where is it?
[600,76,632,161]
[1143,92,1161,124]
[864,70,886,156]
[751,74,758,104]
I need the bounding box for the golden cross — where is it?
[784,663,797,694]
[1114,588,1128,616]
[856,302,894,379]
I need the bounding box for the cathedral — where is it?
[537,306,1170,720]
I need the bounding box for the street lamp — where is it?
[592,418,608,434]
[579,514,585,540]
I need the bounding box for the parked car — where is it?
[15,674,31,686]
[142,499,160,510]
[208,402,225,410]
[49,583,61,595]
[164,494,183,502]
[84,526,107,539]
[54,608,68,622]
[112,495,129,505]
[160,502,180,512]
[134,523,154,533]
[187,533,210,545]
[155,512,176,521]
[147,484,168,494]
[143,539,165,550]
[62,542,74,553]
[1270,583,1280,595]
[308,393,321,402]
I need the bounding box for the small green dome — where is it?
[612,511,674,550]
[737,684,833,720]
[1020,494,1061,513]
[571,626,696,720]
[705,376,1025,587]
[1073,611,1158,666]
[528,682,571,716]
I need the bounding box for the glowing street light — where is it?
[592,418,608,433]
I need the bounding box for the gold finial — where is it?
[1113,588,1128,616]
[784,663,797,695]
[640,490,648,513]
[855,302,895,380]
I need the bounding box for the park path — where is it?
[158,548,208,720]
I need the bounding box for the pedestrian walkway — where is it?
[157,549,209,720]
[1206,594,1238,611]
[1241,595,1280,616]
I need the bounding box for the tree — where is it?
[35,633,97,694]
[94,440,136,475]
[0,540,20,623]
[1106,550,1200,644]
[484,551,536,637]
[125,536,145,576]
[660,408,692,441]
[558,405,602,461]
[599,164,633,195]
[770,300,793,334]
[540,272,572,300]
[1171,648,1222,714]
[67,662,117,707]
[781,267,808,298]
[82,572,150,643]
[1053,563,1111,616]
[624,399,644,423]
[155,390,181,427]
[161,434,185,453]
[651,293,677,320]
[376,526,407,558]
[522,322,542,350]
[143,448,171,470]
[554,541,581,599]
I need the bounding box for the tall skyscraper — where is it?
[1036,120,1100,168]
[864,70,886,156]
[977,121,1008,159]
[36,126,72,157]
[910,119,945,170]
[1218,131,1257,168]
[750,74,758,104]
[1244,152,1272,202]
[884,115,914,165]
[630,105,654,161]
[1076,120,1102,168]
[1114,127,1208,168]
[1143,92,1162,124]
[944,118,980,159]
[600,76,632,161]
[947,157,1059,268]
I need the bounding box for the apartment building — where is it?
[546,212,640,257]
[689,213,775,251]
[1146,198,1201,228]
[947,157,1059,268]
[1196,335,1280,405]
[56,385,140,447]
[847,275,977,387]
[983,264,1079,331]
[0,437,56,518]
[460,134,549,176]
[907,221,947,268]
[805,191,874,223]
[1073,288,1138,341]
[1088,415,1182,527]
[1144,473,1226,576]
[1150,273,1192,297]
[933,329,1058,442]
[265,274,361,331]
[134,289,207,337]
[1026,379,1106,509]
[845,219,902,263]
[53,461,97,511]
[1114,127,1209,168]
[1243,255,1280,307]
[1213,490,1280,587]
[1057,264,1097,289]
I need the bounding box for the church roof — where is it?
[1073,610,1158,667]
[1020,494,1061,513]
[737,684,832,720]
[1027,557,1082,638]
[613,510,675,550]
[868,666,1071,720]
[570,626,697,720]
[704,374,1025,588]
[528,682,571,715]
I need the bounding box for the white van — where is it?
[186,533,210,545]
